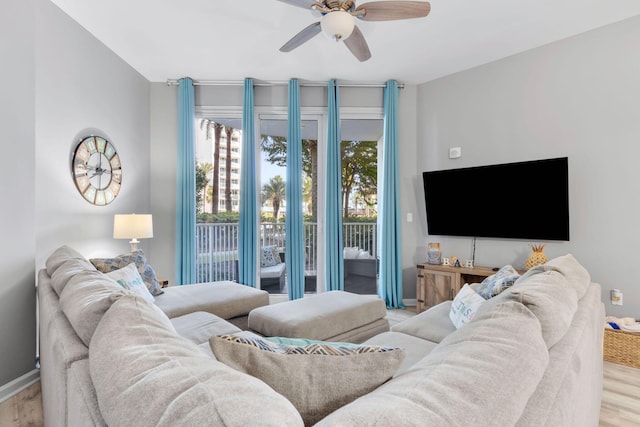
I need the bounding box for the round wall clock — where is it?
[71,135,122,206]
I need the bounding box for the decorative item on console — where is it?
[427,243,441,265]
[525,244,548,270]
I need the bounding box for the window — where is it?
[192,84,384,296]
[195,118,242,284]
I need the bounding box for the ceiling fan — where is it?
[277,0,431,62]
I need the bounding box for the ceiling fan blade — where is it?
[280,22,322,52]
[276,0,324,9]
[354,1,430,21]
[344,26,371,62]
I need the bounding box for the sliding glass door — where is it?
[340,118,382,295]
[259,117,319,294]
[193,108,382,297]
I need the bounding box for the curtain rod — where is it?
[166,79,404,89]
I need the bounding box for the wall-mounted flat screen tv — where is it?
[422,157,569,241]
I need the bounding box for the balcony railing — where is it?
[195,222,377,284]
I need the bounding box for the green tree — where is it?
[199,119,221,214]
[199,162,213,212]
[302,176,313,215]
[195,163,209,214]
[261,175,286,222]
[341,140,377,218]
[261,136,318,221]
[211,123,223,214]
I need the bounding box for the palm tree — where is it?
[199,119,223,214]
[302,176,313,215]
[199,162,213,212]
[211,123,223,214]
[262,175,286,222]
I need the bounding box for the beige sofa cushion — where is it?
[487,269,578,348]
[154,281,269,319]
[46,245,86,276]
[170,311,241,345]
[90,295,303,427]
[59,270,127,346]
[364,331,438,376]
[51,258,97,296]
[210,334,404,426]
[248,291,387,340]
[391,301,456,343]
[518,253,591,299]
[316,301,549,426]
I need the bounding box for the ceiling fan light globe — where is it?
[320,10,355,41]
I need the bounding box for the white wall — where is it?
[0,0,37,388]
[35,0,151,267]
[415,15,640,317]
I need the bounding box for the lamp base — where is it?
[129,239,140,252]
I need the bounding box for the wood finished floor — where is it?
[2,309,638,426]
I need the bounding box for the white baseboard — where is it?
[0,369,40,404]
[403,298,417,307]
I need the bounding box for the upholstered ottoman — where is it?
[155,281,269,329]
[248,291,389,343]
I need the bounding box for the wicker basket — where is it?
[603,328,640,368]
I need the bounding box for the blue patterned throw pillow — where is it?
[90,250,164,296]
[476,265,521,299]
[260,246,280,268]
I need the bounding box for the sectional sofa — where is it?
[38,245,604,426]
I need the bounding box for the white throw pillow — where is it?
[343,247,359,259]
[449,283,486,329]
[107,263,155,303]
[357,249,371,259]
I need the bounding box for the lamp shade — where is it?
[321,11,355,41]
[113,214,153,239]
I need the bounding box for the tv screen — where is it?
[422,157,569,241]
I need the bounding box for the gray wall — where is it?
[415,15,640,317]
[398,85,420,301]
[0,0,151,389]
[149,83,178,284]
[35,0,151,266]
[0,0,37,387]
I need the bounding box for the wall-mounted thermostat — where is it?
[449,147,462,159]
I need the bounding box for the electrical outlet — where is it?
[407,213,413,223]
[611,289,623,306]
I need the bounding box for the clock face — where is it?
[71,136,122,206]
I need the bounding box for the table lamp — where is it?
[113,214,153,251]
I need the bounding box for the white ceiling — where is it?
[50,0,640,85]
